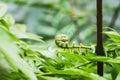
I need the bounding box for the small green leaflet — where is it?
[104,31,120,43]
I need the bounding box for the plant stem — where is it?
[96,0,105,76]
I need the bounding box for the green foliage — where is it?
[0,3,43,80]
[104,31,120,43]
[0,1,120,80]
[103,30,120,80]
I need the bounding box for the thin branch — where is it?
[68,0,82,43]
[109,0,120,28]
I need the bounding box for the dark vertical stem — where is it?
[96,0,105,76]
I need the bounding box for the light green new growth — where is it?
[55,34,91,54]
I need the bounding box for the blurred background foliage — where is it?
[0,0,120,80]
[1,0,120,45]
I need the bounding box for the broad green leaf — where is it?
[0,54,12,73]
[0,3,7,17]
[0,28,37,80]
[10,24,43,42]
[0,25,19,41]
[104,31,120,43]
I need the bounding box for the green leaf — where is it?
[1,14,15,28]
[88,56,120,64]
[0,72,28,80]
[111,64,120,80]
[0,28,37,80]
[105,43,118,50]
[42,69,106,80]
[116,72,120,80]
[104,31,120,43]
[38,76,64,80]
[10,24,43,42]
[59,52,88,62]
[0,3,7,17]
